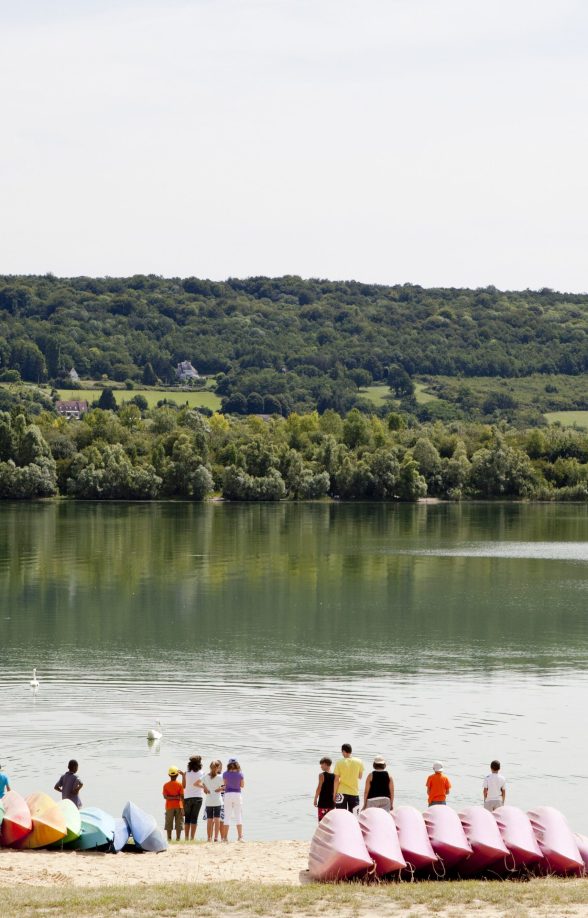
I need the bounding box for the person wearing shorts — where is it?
[483,760,506,812]
[221,758,244,841]
[363,755,394,812]
[204,759,224,842]
[313,756,335,822]
[426,761,451,806]
[183,755,206,840]
[334,743,364,813]
[163,765,185,841]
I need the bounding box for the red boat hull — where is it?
[528,806,582,874]
[359,808,406,875]
[423,805,472,869]
[458,806,509,874]
[393,806,438,871]
[309,809,373,881]
[0,791,32,847]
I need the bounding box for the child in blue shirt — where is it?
[0,762,10,799]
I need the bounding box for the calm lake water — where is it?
[1,501,587,840]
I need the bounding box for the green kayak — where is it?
[65,807,115,850]
[49,799,81,847]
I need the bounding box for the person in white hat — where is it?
[426,760,451,806]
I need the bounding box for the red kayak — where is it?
[493,805,542,870]
[423,805,472,869]
[0,790,32,846]
[528,806,583,874]
[309,809,373,881]
[359,808,406,875]
[458,806,508,874]
[573,833,588,874]
[393,806,438,871]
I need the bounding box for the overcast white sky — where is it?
[1,0,587,290]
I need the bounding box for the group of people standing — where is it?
[313,744,506,820]
[162,756,245,842]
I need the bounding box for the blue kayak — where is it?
[122,801,167,852]
[67,806,116,850]
[113,816,130,852]
[139,825,167,853]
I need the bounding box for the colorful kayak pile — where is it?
[0,791,166,854]
[309,806,588,881]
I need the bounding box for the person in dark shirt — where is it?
[363,755,394,812]
[54,759,83,809]
[313,756,335,822]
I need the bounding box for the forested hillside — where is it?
[1,275,588,415]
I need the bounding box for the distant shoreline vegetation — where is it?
[2,401,588,502]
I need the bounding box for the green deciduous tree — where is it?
[468,436,537,497]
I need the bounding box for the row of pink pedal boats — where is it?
[309,805,588,881]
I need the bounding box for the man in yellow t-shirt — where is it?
[333,743,364,812]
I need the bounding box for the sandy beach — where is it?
[0,841,309,888]
[2,842,588,918]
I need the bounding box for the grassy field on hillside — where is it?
[56,388,222,411]
[421,373,588,413]
[3,877,588,917]
[359,384,394,406]
[413,381,438,405]
[545,410,588,429]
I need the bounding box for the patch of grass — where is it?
[422,373,588,415]
[359,385,394,407]
[413,381,437,405]
[2,878,588,918]
[545,411,588,429]
[56,388,222,411]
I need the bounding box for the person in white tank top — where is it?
[183,755,206,840]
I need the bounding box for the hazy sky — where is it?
[1,0,587,289]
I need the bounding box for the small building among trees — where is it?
[175,360,200,382]
[56,399,89,420]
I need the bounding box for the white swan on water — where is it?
[30,668,39,689]
[147,719,162,741]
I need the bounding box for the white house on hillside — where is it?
[175,360,200,381]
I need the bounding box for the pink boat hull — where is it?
[458,806,509,874]
[573,834,588,874]
[527,806,582,874]
[359,808,406,875]
[493,805,543,869]
[309,809,373,881]
[393,806,438,871]
[423,805,472,868]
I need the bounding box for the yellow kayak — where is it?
[19,792,66,848]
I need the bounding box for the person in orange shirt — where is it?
[426,760,451,806]
[163,765,185,840]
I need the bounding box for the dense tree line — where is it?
[2,275,588,414]
[2,401,588,502]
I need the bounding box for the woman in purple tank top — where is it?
[221,758,245,841]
